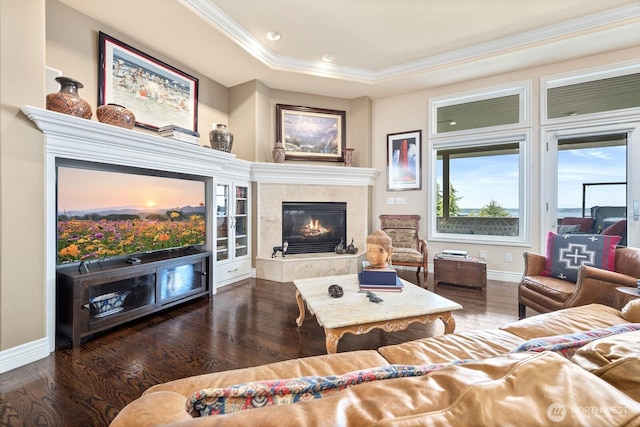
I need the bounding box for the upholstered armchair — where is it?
[379,214,428,278]
[518,245,640,319]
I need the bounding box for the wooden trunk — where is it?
[434,256,486,293]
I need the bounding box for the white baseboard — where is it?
[0,338,50,374]
[487,269,521,283]
[395,264,521,283]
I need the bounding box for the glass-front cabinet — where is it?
[216,184,230,261]
[234,185,249,258]
[216,180,251,286]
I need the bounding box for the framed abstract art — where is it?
[387,130,422,191]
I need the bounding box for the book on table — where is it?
[358,272,404,292]
[360,261,397,285]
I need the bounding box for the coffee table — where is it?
[294,274,463,354]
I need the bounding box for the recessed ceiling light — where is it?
[322,53,336,63]
[266,30,281,41]
[449,121,457,126]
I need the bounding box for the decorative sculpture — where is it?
[365,230,393,268]
[328,284,344,298]
[358,290,384,303]
[346,238,358,254]
[272,240,289,258]
[335,238,346,254]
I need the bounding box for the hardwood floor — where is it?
[0,271,520,426]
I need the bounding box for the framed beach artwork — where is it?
[98,32,199,132]
[276,104,346,161]
[387,130,422,191]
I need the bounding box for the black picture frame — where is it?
[98,31,199,132]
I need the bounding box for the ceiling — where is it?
[58,0,640,100]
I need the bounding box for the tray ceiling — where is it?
[58,0,640,99]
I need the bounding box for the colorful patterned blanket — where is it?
[510,323,640,358]
[186,323,640,417]
[186,360,470,417]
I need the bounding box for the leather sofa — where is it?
[519,246,640,319]
[110,302,640,426]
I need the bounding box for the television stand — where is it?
[56,249,212,348]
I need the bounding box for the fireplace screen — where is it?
[282,202,347,254]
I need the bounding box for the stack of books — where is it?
[358,261,403,292]
[157,125,200,145]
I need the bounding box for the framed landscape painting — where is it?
[276,104,346,161]
[98,32,199,132]
[387,130,422,191]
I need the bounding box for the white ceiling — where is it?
[59,0,640,99]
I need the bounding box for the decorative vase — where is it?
[46,76,92,119]
[209,124,233,152]
[343,148,354,167]
[96,103,136,129]
[272,141,286,163]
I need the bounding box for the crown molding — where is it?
[180,0,640,83]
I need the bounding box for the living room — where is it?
[2,1,640,423]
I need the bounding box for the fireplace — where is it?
[282,202,347,254]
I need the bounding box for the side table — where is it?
[613,287,640,310]
[433,255,486,293]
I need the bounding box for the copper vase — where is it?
[46,76,92,119]
[96,103,136,129]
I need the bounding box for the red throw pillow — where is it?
[601,220,627,236]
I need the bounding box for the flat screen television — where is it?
[56,160,208,265]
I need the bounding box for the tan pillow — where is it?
[571,330,640,401]
[621,298,640,322]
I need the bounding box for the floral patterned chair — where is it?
[379,214,429,279]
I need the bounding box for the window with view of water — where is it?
[434,136,525,241]
[556,134,627,244]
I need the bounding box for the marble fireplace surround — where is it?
[251,164,379,282]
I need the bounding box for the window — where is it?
[544,63,640,122]
[431,84,528,136]
[432,133,527,243]
[550,132,629,246]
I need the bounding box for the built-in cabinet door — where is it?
[215,184,230,262]
[234,185,248,258]
[216,182,250,263]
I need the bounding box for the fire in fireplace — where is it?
[282,202,347,254]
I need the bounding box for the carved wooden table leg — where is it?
[295,289,305,327]
[439,311,456,334]
[324,329,340,354]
